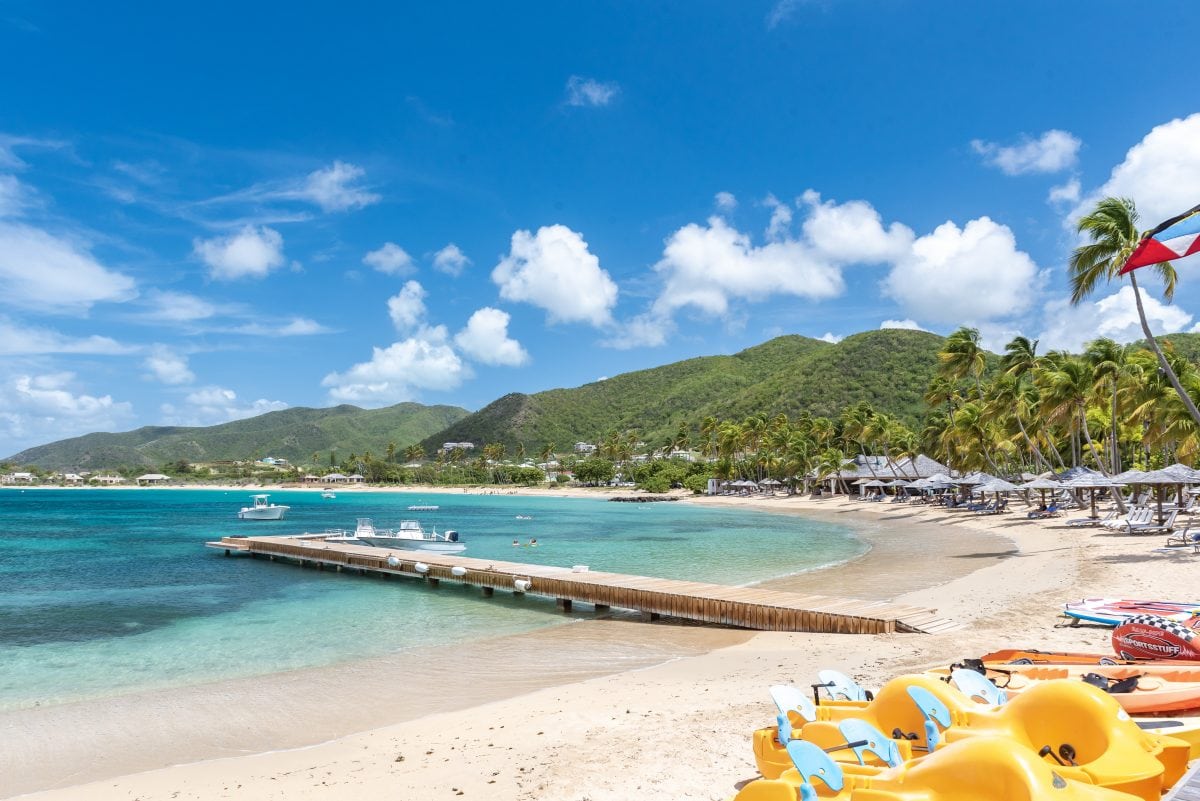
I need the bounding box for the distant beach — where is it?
[0,487,1103,801]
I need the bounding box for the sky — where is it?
[1,0,1199,457]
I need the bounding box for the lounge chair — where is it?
[1027,503,1060,519]
[1165,527,1200,548]
[1123,509,1177,535]
[1102,507,1152,530]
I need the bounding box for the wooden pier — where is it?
[206,535,958,635]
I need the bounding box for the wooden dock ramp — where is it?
[207,535,957,635]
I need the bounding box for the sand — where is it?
[5,490,1197,800]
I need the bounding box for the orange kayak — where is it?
[929,663,1200,714]
[980,648,1200,667]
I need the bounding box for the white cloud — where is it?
[971,130,1081,175]
[819,332,842,344]
[882,217,1041,325]
[228,317,332,337]
[321,326,470,404]
[297,161,380,212]
[177,385,288,425]
[0,174,33,217]
[0,372,134,455]
[1048,177,1081,205]
[432,243,470,276]
[649,215,844,319]
[140,289,219,322]
[387,280,427,332]
[605,313,673,350]
[715,191,737,211]
[193,225,285,281]
[454,307,529,366]
[0,318,132,355]
[764,194,793,240]
[880,319,922,331]
[800,190,915,263]
[0,134,69,170]
[492,225,618,326]
[1039,286,1191,352]
[363,242,414,275]
[0,221,137,311]
[144,346,194,385]
[766,0,805,28]
[565,76,620,107]
[1074,113,1200,227]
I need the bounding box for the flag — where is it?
[1120,203,1200,274]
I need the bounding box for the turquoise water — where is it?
[0,489,862,711]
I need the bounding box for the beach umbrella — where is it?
[1018,476,1060,507]
[760,478,781,486]
[1137,468,1194,523]
[1064,476,1123,519]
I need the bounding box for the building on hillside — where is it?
[574,442,597,454]
[91,475,126,485]
[667,449,699,462]
[62,473,84,483]
[440,441,475,453]
[2,472,36,484]
[258,457,290,467]
[136,473,170,485]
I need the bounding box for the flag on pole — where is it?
[1120,203,1200,274]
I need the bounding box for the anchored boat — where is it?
[237,494,289,520]
[345,517,465,553]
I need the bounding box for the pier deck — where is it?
[206,535,957,635]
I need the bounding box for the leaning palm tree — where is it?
[939,327,989,401]
[1069,197,1200,427]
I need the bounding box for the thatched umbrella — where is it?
[1018,476,1061,508]
[976,478,1019,510]
[1066,476,1124,520]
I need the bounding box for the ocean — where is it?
[0,488,863,712]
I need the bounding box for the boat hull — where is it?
[1063,598,1200,627]
[237,506,288,520]
[357,536,466,554]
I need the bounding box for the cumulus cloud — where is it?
[228,317,332,337]
[0,318,132,355]
[0,174,33,217]
[1039,286,1192,352]
[764,194,794,240]
[880,319,923,331]
[819,332,842,344]
[140,289,220,322]
[565,76,620,107]
[0,372,134,455]
[144,346,194,385]
[432,243,470,276]
[387,280,427,332]
[882,217,1041,325]
[363,242,414,275]
[649,215,844,319]
[715,191,737,211]
[604,313,674,350]
[1048,177,1081,205]
[297,161,380,212]
[454,307,529,366]
[321,326,470,404]
[193,225,285,280]
[175,385,288,425]
[492,225,618,326]
[1074,113,1200,226]
[799,190,915,263]
[971,130,1081,175]
[0,221,137,311]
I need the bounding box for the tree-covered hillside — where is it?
[422,329,946,452]
[6,402,469,471]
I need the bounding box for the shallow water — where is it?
[0,489,863,711]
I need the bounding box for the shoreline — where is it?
[7,491,1192,800]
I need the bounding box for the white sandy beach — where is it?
[5,489,1195,800]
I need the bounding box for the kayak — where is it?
[927,662,1200,714]
[980,648,1200,666]
[1063,598,1200,626]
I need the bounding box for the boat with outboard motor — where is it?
[237,494,289,520]
[328,517,465,553]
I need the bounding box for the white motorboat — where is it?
[407,504,439,511]
[351,517,465,553]
[321,489,336,499]
[237,494,289,520]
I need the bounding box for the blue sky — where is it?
[1,0,1199,456]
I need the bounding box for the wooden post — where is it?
[427,578,439,588]
[224,548,231,557]
[640,611,660,622]
[594,604,610,612]
[557,598,572,612]
[481,586,494,597]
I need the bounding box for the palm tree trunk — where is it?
[1110,383,1122,474]
[1129,271,1200,427]
[1014,413,1051,473]
[1079,405,1107,474]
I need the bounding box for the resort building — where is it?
[90,475,126,485]
[136,473,171,485]
[817,454,952,494]
[574,442,597,454]
[439,441,475,453]
[2,472,37,484]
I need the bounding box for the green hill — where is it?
[422,329,946,452]
[6,402,469,471]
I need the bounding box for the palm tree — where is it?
[1040,357,1106,472]
[539,443,555,464]
[1000,335,1052,472]
[404,444,425,463]
[1069,197,1200,427]
[939,327,988,400]
[1085,338,1134,474]
[385,442,397,464]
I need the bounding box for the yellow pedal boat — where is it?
[751,676,1187,801]
[734,735,1142,801]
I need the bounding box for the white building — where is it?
[440,441,475,453]
[2,472,36,484]
[574,442,597,454]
